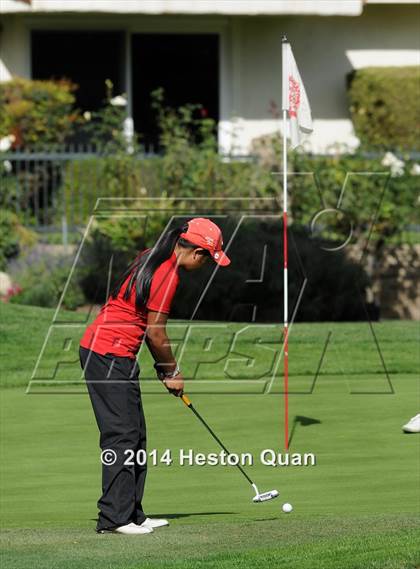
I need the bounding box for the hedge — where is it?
[58,151,419,246]
[347,66,420,151]
[74,216,368,322]
[0,210,38,271]
[59,154,279,226]
[290,152,419,245]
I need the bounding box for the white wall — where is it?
[0,15,30,80]
[0,0,363,16]
[220,3,420,154]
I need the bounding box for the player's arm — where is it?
[145,310,177,373]
[146,310,184,395]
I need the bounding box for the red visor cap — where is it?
[180,218,231,266]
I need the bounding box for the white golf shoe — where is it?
[110,522,153,535]
[141,517,169,529]
[402,414,420,433]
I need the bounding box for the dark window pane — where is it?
[31,31,124,112]
[131,33,219,149]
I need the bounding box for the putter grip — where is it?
[181,394,192,407]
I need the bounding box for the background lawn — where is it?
[0,303,419,568]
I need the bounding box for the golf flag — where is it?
[282,41,313,149]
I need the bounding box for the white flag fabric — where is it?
[282,42,313,149]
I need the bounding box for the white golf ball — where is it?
[282,502,293,513]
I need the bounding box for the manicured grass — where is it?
[0,303,418,390]
[1,303,419,568]
[1,517,419,569]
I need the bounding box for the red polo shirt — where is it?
[80,251,179,359]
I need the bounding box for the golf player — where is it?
[79,218,230,535]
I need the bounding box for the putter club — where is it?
[181,394,279,504]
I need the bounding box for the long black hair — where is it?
[110,223,205,311]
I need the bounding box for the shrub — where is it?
[1,157,64,227]
[0,166,20,212]
[290,152,419,246]
[347,67,420,151]
[153,88,279,201]
[60,154,279,227]
[81,79,133,154]
[0,210,37,271]
[75,212,369,322]
[77,219,144,304]
[0,77,79,147]
[59,156,160,226]
[56,92,420,258]
[170,218,368,323]
[8,249,84,310]
[77,202,176,303]
[0,210,20,270]
[59,90,279,226]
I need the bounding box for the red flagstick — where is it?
[283,210,289,451]
[282,130,289,450]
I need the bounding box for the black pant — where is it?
[79,346,147,531]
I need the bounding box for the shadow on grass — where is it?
[288,415,322,448]
[89,512,237,523]
[148,512,237,519]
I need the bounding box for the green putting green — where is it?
[1,304,419,568]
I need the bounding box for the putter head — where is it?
[253,489,279,503]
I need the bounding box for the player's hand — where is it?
[163,374,184,397]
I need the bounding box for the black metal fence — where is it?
[2,146,419,244]
[1,145,256,241]
[1,145,160,238]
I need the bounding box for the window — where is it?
[131,33,219,150]
[31,31,124,113]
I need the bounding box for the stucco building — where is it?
[0,0,419,153]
